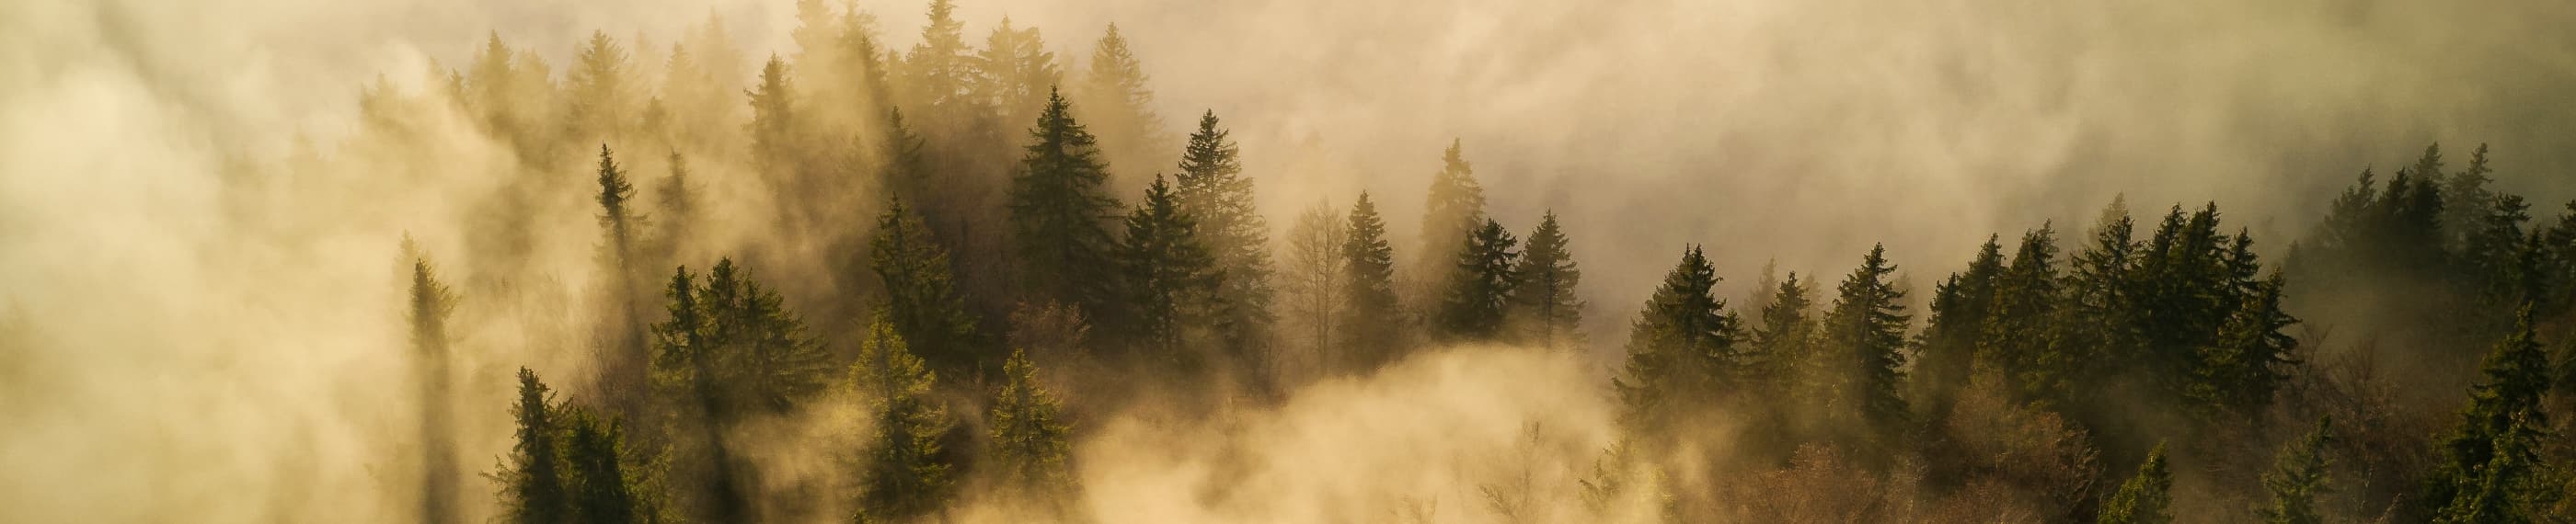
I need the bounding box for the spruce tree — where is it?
[652,151,696,262]
[1413,140,1487,305]
[1435,219,1519,342]
[1982,226,2064,406]
[499,368,569,524]
[2100,443,2174,524]
[1614,245,1739,429]
[2422,306,2559,521]
[1915,235,2002,413]
[593,145,650,420]
[1174,110,1277,370]
[1007,88,1123,323]
[987,349,1074,497]
[2258,416,2336,524]
[562,407,649,524]
[2185,272,2298,418]
[971,17,1059,127]
[1339,193,1405,371]
[1509,211,1584,351]
[1748,271,1813,391]
[1118,176,1223,368]
[901,0,973,114]
[849,315,955,523]
[410,256,460,524]
[871,199,986,379]
[1821,244,1911,428]
[1078,23,1166,182]
[747,54,799,177]
[564,30,633,141]
[2442,143,2497,252]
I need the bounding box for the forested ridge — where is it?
[155,0,2576,521]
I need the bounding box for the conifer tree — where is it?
[1078,23,1166,185]
[901,0,973,114]
[1915,235,2002,412]
[880,108,932,211]
[1982,226,2065,406]
[1119,176,1223,367]
[1339,193,1406,371]
[2185,272,2297,418]
[2442,143,2496,252]
[987,349,1074,497]
[2258,416,2336,524]
[1748,271,1813,390]
[1414,140,1487,304]
[562,407,649,524]
[2421,306,2559,521]
[593,145,651,419]
[410,255,460,524]
[1435,219,1519,342]
[1509,211,1584,350]
[565,30,633,141]
[972,17,1059,128]
[848,315,955,523]
[651,261,831,521]
[653,151,696,263]
[871,199,985,379]
[746,53,801,182]
[1173,111,1277,368]
[1007,88,1123,323]
[1615,246,1739,428]
[2100,443,2174,524]
[498,368,569,524]
[1821,244,1911,428]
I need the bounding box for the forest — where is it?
[6,0,2576,522]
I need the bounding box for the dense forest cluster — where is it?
[289,0,2576,522]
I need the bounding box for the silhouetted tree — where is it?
[1616,245,1738,429]
[1339,193,1405,371]
[1509,211,1583,351]
[1118,176,1222,369]
[871,199,987,379]
[848,315,955,523]
[1821,244,1911,429]
[1007,88,1123,324]
[1435,219,1518,342]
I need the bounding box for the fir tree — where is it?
[1915,235,2003,413]
[1983,225,2065,406]
[849,315,955,522]
[1078,23,1166,184]
[1173,111,1277,370]
[2100,443,2174,524]
[1822,244,1912,429]
[972,17,1059,127]
[1339,193,1406,371]
[901,0,973,114]
[1435,219,1519,342]
[2258,416,2336,524]
[2422,306,2560,521]
[651,151,696,263]
[1615,245,1739,429]
[498,368,568,524]
[562,407,649,524]
[871,199,984,379]
[1748,271,1813,391]
[2442,143,2496,252]
[593,145,650,419]
[2185,272,2298,418]
[1414,140,1487,305]
[410,255,460,524]
[1509,211,1584,351]
[986,349,1074,498]
[1118,176,1223,368]
[564,30,633,141]
[1007,88,1123,323]
[747,54,799,176]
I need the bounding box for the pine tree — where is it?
[901,0,973,114]
[880,108,932,210]
[564,30,633,141]
[1435,219,1519,342]
[410,255,460,524]
[972,17,1059,128]
[498,368,569,524]
[2422,306,2559,521]
[1915,235,2003,413]
[746,53,801,179]
[1078,23,1166,185]
[1007,88,1123,323]
[2258,416,2336,524]
[1119,176,1223,368]
[1821,244,1911,428]
[1414,140,1487,305]
[1614,245,1739,429]
[1173,111,1277,370]
[1748,271,1813,391]
[2100,443,2174,524]
[650,261,831,521]
[849,315,955,522]
[1509,211,1583,351]
[593,145,651,420]
[652,151,696,261]
[871,199,986,379]
[986,349,1074,497]
[2185,272,2298,418]
[1339,193,1406,371]
[562,407,649,524]
[1981,226,2066,406]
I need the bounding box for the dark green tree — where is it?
[848,315,955,523]
[650,260,831,521]
[1007,88,1123,323]
[1435,219,1518,342]
[1339,193,1406,371]
[2422,307,2560,521]
[2185,272,2298,418]
[1508,211,1584,351]
[986,348,1074,498]
[1821,244,1912,429]
[1747,271,1813,391]
[1981,225,2067,406]
[2258,416,2337,524]
[1614,245,1739,429]
[2443,143,2496,253]
[1914,235,2003,413]
[562,407,652,524]
[593,145,651,420]
[870,199,986,379]
[1118,176,1223,367]
[497,368,568,524]
[1173,110,1277,371]
[2100,442,2174,524]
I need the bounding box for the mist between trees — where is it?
[5,0,2576,522]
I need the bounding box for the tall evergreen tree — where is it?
[872,199,986,380]
[848,316,955,523]
[1339,193,1406,371]
[1413,140,1487,305]
[2443,143,2497,253]
[2258,416,2337,524]
[986,349,1074,497]
[2185,272,2298,418]
[1982,226,2066,406]
[2100,443,2175,524]
[1509,211,1584,351]
[1119,176,1223,368]
[498,368,569,524]
[1614,245,1739,429]
[593,145,650,420]
[1078,23,1166,188]
[972,17,1059,129]
[2421,307,2560,521]
[650,260,831,521]
[1007,88,1123,323]
[564,30,634,141]
[1435,219,1519,342]
[562,407,651,524]
[1821,244,1912,429]
[746,54,800,177]
[652,151,697,262]
[1915,235,2003,413]
[410,256,460,524]
[1748,271,1814,391]
[900,0,973,115]
[1173,111,1277,370]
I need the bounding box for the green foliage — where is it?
[1174,111,1278,371]
[1119,176,1224,366]
[2184,272,2298,418]
[1007,88,1123,322]
[649,260,831,522]
[986,349,1075,497]
[1339,193,1406,371]
[849,316,956,523]
[870,199,987,380]
[1509,211,1584,350]
[562,407,658,524]
[2258,416,2336,524]
[2100,443,2174,524]
[1747,271,1813,391]
[1615,245,1740,429]
[2423,307,2561,522]
[497,368,569,524]
[899,0,974,114]
[747,54,800,174]
[1435,219,1519,342]
[1822,244,1912,428]
[1981,226,2064,406]
[1915,234,2002,412]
